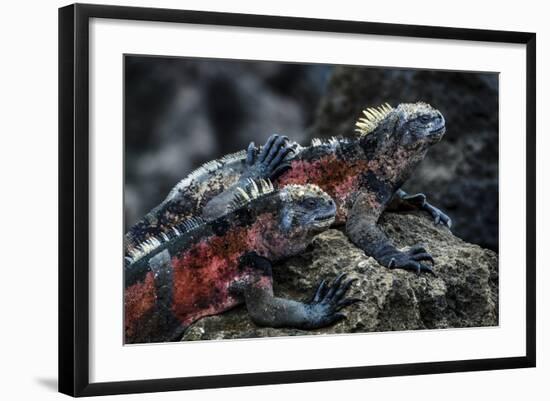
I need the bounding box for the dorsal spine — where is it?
[227,178,275,212]
[355,103,394,136]
[166,149,248,201]
[126,216,205,265]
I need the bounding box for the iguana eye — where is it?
[419,115,431,124]
[304,198,317,208]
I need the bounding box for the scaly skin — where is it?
[125,102,451,275]
[124,182,360,344]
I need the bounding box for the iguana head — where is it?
[357,102,445,148]
[233,181,336,259]
[393,102,446,147]
[356,102,446,183]
[279,183,336,232]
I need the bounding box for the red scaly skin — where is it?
[125,273,156,340]
[277,154,369,222]
[170,215,275,327]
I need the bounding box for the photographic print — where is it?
[59,4,535,395]
[123,56,499,345]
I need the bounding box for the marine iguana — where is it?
[125,180,359,344]
[126,102,450,275]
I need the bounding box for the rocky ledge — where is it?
[182,211,498,341]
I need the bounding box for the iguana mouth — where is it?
[312,202,337,224]
[429,125,446,135]
[312,210,336,227]
[314,214,334,222]
[317,200,338,223]
[428,123,445,135]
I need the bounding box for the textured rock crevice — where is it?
[182,211,498,341]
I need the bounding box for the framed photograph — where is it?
[58,3,536,397]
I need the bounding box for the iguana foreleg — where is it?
[388,189,452,228]
[202,134,293,219]
[346,192,436,275]
[235,253,361,330]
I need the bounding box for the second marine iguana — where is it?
[126,102,450,275]
[125,180,359,344]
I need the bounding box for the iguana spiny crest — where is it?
[125,215,205,265]
[229,178,275,211]
[355,103,394,136]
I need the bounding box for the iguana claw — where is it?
[378,244,437,276]
[306,273,362,327]
[424,203,452,228]
[398,190,452,229]
[243,134,294,180]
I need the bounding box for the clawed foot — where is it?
[243,134,294,180]
[424,202,452,228]
[386,245,436,276]
[400,192,452,228]
[305,273,362,328]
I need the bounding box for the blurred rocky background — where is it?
[125,56,498,251]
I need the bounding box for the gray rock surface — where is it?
[182,211,498,341]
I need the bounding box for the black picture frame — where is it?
[58,3,536,397]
